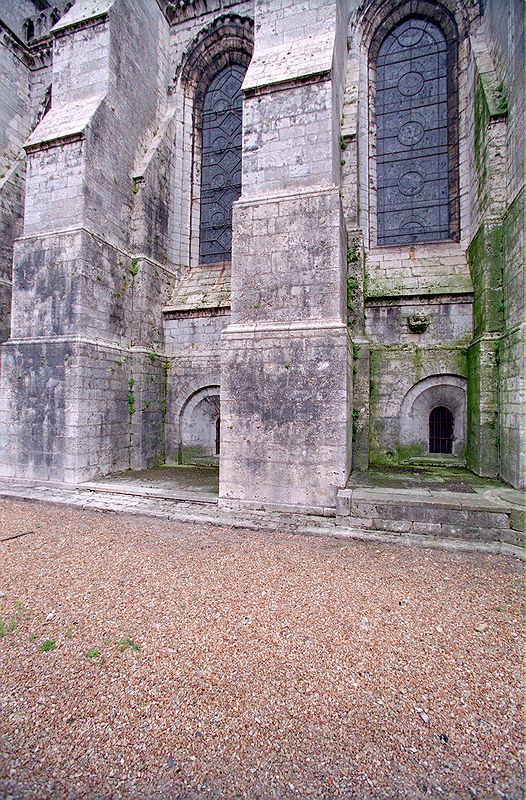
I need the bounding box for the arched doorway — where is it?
[429,406,454,454]
[179,386,220,465]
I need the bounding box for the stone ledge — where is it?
[51,0,114,36]
[366,275,474,299]
[80,481,218,505]
[25,96,105,153]
[219,497,335,518]
[0,479,521,559]
[243,32,334,93]
[336,485,523,548]
[222,319,346,337]
[337,486,523,515]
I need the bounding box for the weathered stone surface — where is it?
[0,0,522,514]
[220,323,350,509]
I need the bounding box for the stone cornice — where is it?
[160,0,246,26]
[0,21,32,67]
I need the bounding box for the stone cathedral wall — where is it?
[482,0,524,488]
[0,0,522,500]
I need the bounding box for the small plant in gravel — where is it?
[40,640,56,652]
[0,616,18,637]
[86,646,100,659]
[117,637,140,654]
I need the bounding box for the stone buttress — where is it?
[0,0,174,482]
[219,0,353,513]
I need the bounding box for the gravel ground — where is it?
[0,498,522,800]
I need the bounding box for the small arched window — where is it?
[24,18,35,42]
[50,8,61,27]
[199,63,245,264]
[429,406,454,453]
[374,15,458,245]
[35,13,46,38]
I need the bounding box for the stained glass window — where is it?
[376,18,451,245]
[199,64,245,264]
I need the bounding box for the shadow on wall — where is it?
[178,385,220,465]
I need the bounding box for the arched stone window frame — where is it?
[173,15,254,269]
[355,0,478,252]
[400,374,467,457]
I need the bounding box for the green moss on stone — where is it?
[468,222,504,337]
[347,275,359,310]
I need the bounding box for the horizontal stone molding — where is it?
[366,276,474,299]
[365,293,473,307]
[222,319,347,338]
[25,130,84,154]
[164,308,230,320]
[469,327,523,348]
[0,22,32,65]
[236,185,340,208]
[3,336,130,352]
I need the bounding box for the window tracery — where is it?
[376,17,451,244]
[198,63,245,264]
[370,9,460,246]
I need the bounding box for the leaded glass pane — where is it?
[376,18,450,245]
[199,64,245,264]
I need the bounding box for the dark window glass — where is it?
[376,18,450,245]
[199,64,245,264]
[24,18,34,41]
[215,417,221,455]
[429,406,454,453]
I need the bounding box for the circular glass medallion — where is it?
[401,217,425,234]
[211,211,226,226]
[399,170,425,196]
[398,71,424,96]
[397,121,425,146]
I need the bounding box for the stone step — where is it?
[79,481,219,505]
[336,487,523,547]
[400,456,466,468]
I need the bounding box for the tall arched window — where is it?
[199,63,245,264]
[374,15,458,245]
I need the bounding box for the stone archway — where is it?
[400,375,467,457]
[179,386,220,465]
